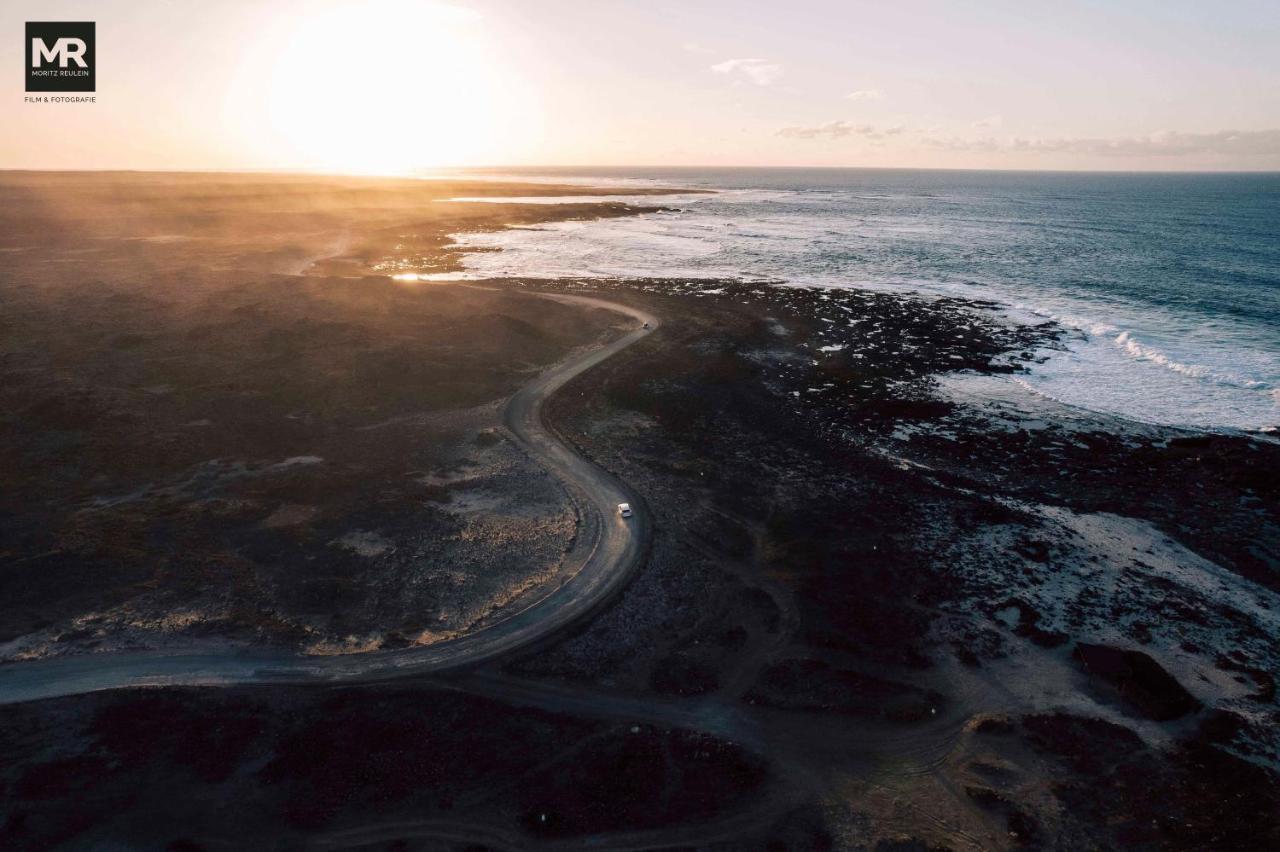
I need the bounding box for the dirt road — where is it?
[0,290,658,704]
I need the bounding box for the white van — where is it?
[617,502,633,518]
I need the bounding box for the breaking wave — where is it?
[439,168,1280,432]
[1113,331,1268,390]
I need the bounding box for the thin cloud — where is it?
[924,128,1280,157]
[972,114,1004,129]
[778,121,905,140]
[711,58,784,87]
[844,89,884,101]
[924,136,1002,152]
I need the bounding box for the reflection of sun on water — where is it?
[263,1,528,174]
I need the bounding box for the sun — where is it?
[255,1,531,173]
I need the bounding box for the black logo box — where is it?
[26,22,95,92]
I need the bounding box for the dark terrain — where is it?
[0,172,665,655]
[2,173,1279,850]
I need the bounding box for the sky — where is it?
[3,0,1279,172]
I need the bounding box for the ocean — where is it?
[439,167,1280,434]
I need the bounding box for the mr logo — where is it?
[26,22,95,92]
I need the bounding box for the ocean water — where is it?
[439,168,1280,433]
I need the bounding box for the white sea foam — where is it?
[424,177,1280,433]
[1113,331,1267,389]
[1010,302,1118,337]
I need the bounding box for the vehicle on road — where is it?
[0,291,656,704]
[642,321,650,329]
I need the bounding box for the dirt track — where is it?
[0,291,659,705]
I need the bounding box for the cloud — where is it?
[778,121,905,140]
[1013,129,1280,156]
[923,128,1280,157]
[844,89,884,101]
[683,42,714,54]
[972,114,1004,129]
[923,136,1002,152]
[711,58,784,87]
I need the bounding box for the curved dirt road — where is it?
[0,290,657,705]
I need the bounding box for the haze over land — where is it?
[3,0,1280,172]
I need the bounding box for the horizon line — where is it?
[3,164,1280,177]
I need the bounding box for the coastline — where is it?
[429,169,1280,436]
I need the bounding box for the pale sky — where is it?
[3,0,1279,172]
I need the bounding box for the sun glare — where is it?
[257,1,529,174]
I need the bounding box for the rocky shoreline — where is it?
[514,274,1280,847]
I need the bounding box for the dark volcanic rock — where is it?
[1073,643,1200,721]
[992,598,1069,648]
[746,658,944,722]
[1022,712,1280,849]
